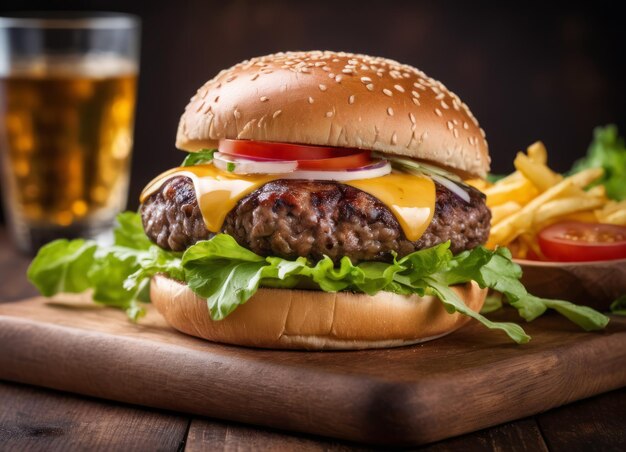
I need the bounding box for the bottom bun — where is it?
[150,275,486,350]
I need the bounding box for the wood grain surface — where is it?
[1,295,624,446]
[0,382,189,451]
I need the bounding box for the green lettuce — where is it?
[571,125,626,200]
[181,148,217,167]
[27,212,609,344]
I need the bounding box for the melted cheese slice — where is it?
[140,165,435,241]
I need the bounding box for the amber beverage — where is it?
[0,13,140,252]
[1,64,137,247]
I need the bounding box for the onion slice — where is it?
[213,152,297,174]
[431,174,471,203]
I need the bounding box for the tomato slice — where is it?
[218,139,371,170]
[537,221,626,262]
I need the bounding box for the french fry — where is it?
[527,141,547,164]
[586,185,607,199]
[567,167,604,188]
[466,178,491,192]
[484,178,538,207]
[600,200,626,216]
[533,197,605,226]
[513,151,562,191]
[604,209,626,225]
[487,178,576,248]
[491,201,522,225]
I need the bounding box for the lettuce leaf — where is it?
[27,212,610,343]
[571,125,626,200]
[27,213,181,321]
[181,148,217,167]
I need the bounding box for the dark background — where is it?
[1,0,625,211]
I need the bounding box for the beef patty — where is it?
[140,176,491,263]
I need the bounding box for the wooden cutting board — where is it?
[0,296,625,446]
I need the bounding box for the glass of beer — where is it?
[0,13,140,253]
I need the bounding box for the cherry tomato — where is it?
[537,221,626,262]
[218,139,371,170]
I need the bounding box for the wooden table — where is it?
[0,229,624,451]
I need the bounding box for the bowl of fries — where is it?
[470,141,626,308]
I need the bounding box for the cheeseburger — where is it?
[28,51,609,349]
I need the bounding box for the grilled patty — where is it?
[141,176,491,263]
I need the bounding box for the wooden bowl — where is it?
[516,257,626,311]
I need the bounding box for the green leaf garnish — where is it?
[181,148,217,167]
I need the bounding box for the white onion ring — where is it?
[213,152,297,174]
[431,174,470,203]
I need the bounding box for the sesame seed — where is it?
[301,67,311,73]
[453,119,459,125]
[387,107,394,116]
[349,95,355,104]
[467,137,473,145]
[251,73,259,81]
[326,111,334,118]
[421,131,429,140]
[411,91,421,98]
[435,108,442,117]
[328,73,335,78]
[273,110,282,119]
[383,88,393,97]
[335,75,343,83]
[394,84,405,92]
[319,84,327,91]
[361,76,372,83]
[391,132,398,145]
[342,68,353,74]
[322,66,331,72]
[260,96,269,102]
[441,100,450,109]
[480,127,486,138]
[435,93,445,100]
[366,83,374,91]
[453,129,459,138]
[409,112,416,124]
[447,121,454,130]
[412,98,421,106]
[308,96,314,104]
[234,109,241,119]
[463,122,469,130]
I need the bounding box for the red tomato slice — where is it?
[219,139,372,170]
[538,221,626,262]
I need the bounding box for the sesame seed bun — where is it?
[176,50,490,178]
[150,275,487,350]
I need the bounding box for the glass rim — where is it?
[0,12,139,30]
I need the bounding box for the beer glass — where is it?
[0,13,140,253]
